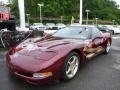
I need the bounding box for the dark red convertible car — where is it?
[6,25,112,85]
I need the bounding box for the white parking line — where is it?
[112,37,120,39]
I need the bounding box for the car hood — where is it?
[9,37,84,72]
[14,37,81,61]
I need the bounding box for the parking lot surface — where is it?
[0,35,120,90]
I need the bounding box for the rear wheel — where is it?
[104,41,111,54]
[61,52,80,81]
[110,30,114,35]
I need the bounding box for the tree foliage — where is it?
[10,0,120,24]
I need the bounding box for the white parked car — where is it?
[71,23,81,26]
[102,25,120,34]
[46,23,55,30]
[56,23,66,29]
[30,23,45,30]
[44,29,58,35]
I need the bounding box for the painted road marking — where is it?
[112,36,120,39]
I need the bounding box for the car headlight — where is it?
[33,72,53,78]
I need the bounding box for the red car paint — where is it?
[6,26,112,84]
[0,6,10,20]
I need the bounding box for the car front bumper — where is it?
[7,63,53,85]
[6,54,53,85]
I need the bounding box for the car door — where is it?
[91,27,104,54]
[82,28,96,59]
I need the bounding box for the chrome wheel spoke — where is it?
[66,55,79,78]
[66,67,71,74]
[71,56,77,64]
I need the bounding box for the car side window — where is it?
[78,28,91,39]
[91,27,102,39]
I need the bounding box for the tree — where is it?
[10,0,120,24]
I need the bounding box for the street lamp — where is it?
[38,3,44,23]
[85,9,90,25]
[61,16,63,23]
[71,16,75,24]
[79,0,83,25]
[95,18,98,25]
[112,20,115,25]
[26,14,30,25]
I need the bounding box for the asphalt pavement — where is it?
[0,35,120,90]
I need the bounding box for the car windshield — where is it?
[53,27,91,40]
[0,7,10,12]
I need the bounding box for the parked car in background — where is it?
[102,25,120,34]
[56,23,66,29]
[30,23,45,30]
[97,25,110,32]
[46,23,55,30]
[6,25,112,84]
[25,23,30,28]
[71,23,82,26]
[44,29,58,34]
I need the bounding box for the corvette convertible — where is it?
[6,25,112,85]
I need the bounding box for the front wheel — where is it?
[61,52,80,81]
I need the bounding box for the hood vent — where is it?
[47,42,69,49]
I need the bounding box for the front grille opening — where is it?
[17,71,33,77]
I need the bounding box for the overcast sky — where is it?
[0,0,8,3]
[114,0,120,6]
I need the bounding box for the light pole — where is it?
[95,18,98,25]
[79,0,83,25]
[71,16,75,24]
[18,0,26,29]
[85,10,90,25]
[26,14,30,25]
[112,20,115,25]
[61,16,63,23]
[38,3,44,23]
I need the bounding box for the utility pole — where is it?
[61,16,63,23]
[95,18,98,25]
[112,20,115,25]
[26,14,30,25]
[38,3,44,23]
[79,0,83,25]
[18,0,26,30]
[85,10,90,25]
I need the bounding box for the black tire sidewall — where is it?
[110,30,114,35]
[61,52,80,81]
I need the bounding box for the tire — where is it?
[110,30,114,35]
[104,41,111,54]
[61,52,80,81]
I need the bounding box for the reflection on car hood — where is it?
[15,37,77,60]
